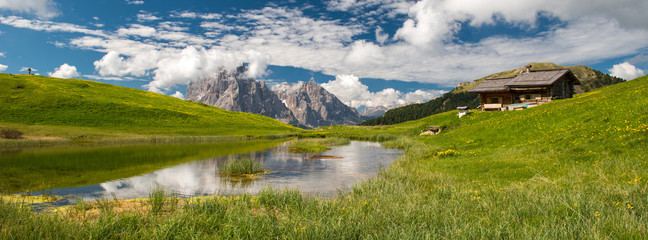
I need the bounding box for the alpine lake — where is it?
[0,139,402,206]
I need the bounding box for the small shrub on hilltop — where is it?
[0,128,23,139]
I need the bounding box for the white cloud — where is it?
[327,0,358,11]
[404,89,440,103]
[321,74,444,108]
[0,64,7,72]
[171,11,198,19]
[375,26,389,45]
[93,51,131,76]
[0,0,59,19]
[126,0,144,5]
[609,62,645,80]
[343,40,385,66]
[117,24,156,37]
[48,63,80,79]
[0,15,106,37]
[0,52,5,57]
[392,0,648,50]
[145,46,244,93]
[244,50,270,78]
[137,12,160,22]
[147,46,203,93]
[171,11,222,20]
[394,0,457,49]
[171,91,185,99]
[158,21,188,31]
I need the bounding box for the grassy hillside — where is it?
[324,75,648,237]
[361,63,625,126]
[0,74,299,140]
[2,76,644,238]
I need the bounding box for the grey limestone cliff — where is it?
[272,81,361,128]
[186,67,361,128]
[186,67,297,124]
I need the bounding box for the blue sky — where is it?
[1,0,647,109]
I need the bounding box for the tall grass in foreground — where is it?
[219,158,265,175]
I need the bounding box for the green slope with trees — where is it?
[361,63,625,126]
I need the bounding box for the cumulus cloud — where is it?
[404,89,442,103]
[0,0,59,19]
[321,74,444,109]
[144,46,244,93]
[394,0,458,49]
[244,50,270,78]
[609,62,645,80]
[49,63,80,78]
[393,0,648,50]
[0,64,7,72]
[344,40,385,66]
[0,52,5,57]
[147,46,204,93]
[126,0,144,5]
[94,51,154,77]
[171,91,185,99]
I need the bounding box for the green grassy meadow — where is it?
[0,74,646,238]
[0,74,300,142]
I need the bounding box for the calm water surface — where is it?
[23,141,402,201]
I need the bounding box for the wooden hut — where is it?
[468,68,581,111]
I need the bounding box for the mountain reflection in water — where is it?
[43,141,402,200]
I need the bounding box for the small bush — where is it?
[0,128,23,139]
[220,157,265,175]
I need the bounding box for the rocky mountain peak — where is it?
[186,69,362,128]
[273,81,361,128]
[186,68,297,124]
